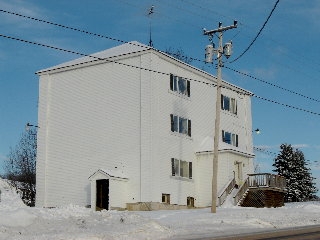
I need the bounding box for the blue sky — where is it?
[0,0,320,192]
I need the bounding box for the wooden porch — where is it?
[218,173,286,207]
[233,173,286,208]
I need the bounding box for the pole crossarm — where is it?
[203,21,237,36]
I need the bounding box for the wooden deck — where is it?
[234,173,286,208]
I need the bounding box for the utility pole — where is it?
[203,21,237,213]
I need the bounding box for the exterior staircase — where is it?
[217,178,236,206]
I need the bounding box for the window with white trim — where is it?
[170,74,190,97]
[222,130,238,147]
[171,158,192,179]
[221,94,237,115]
[170,114,191,137]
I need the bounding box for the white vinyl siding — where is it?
[36,42,254,209]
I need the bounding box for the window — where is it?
[162,193,170,204]
[187,197,194,207]
[222,130,238,147]
[170,74,190,97]
[221,94,237,115]
[171,158,192,179]
[170,114,191,137]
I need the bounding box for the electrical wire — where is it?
[229,0,280,63]
[4,6,318,105]
[252,95,320,116]
[254,146,277,156]
[0,8,204,64]
[254,146,319,167]
[225,66,320,103]
[0,9,143,48]
[1,32,320,117]
[0,33,224,90]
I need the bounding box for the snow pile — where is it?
[0,178,25,209]
[0,177,320,239]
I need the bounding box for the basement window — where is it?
[187,197,194,207]
[162,193,170,204]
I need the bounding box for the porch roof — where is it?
[195,136,255,158]
[88,168,128,181]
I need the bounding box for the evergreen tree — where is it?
[273,144,317,202]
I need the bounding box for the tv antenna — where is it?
[148,5,154,47]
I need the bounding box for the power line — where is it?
[254,146,277,156]
[229,0,280,63]
[1,32,320,117]
[0,33,220,89]
[0,8,205,64]
[0,9,140,47]
[4,6,318,105]
[254,146,320,167]
[252,94,320,116]
[225,66,320,103]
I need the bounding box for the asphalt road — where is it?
[212,225,320,240]
[172,225,320,240]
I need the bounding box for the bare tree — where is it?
[165,47,193,65]
[4,127,37,206]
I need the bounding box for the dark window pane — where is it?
[224,132,231,144]
[179,117,187,134]
[189,162,192,179]
[170,74,174,91]
[223,96,230,110]
[178,78,187,94]
[174,115,178,132]
[188,119,191,137]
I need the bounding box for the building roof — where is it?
[36,40,252,95]
[37,41,151,74]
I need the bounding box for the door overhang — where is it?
[88,168,128,182]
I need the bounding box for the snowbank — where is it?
[0,177,319,239]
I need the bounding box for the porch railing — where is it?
[217,178,236,206]
[233,178,249,205]
[248,173,286,190]
[233,173,286,205]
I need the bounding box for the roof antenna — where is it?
[148,5,154,47]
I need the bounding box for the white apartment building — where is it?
[36,41,255,210]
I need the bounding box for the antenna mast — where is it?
[148,5,154,47]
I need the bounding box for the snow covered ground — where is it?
[1,178,320,240]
